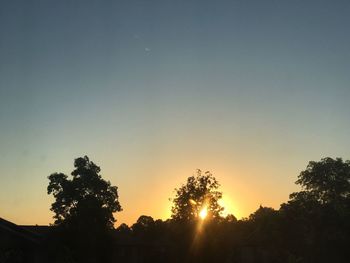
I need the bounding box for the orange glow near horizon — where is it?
[3,162,295,227]
[219,195,240,218]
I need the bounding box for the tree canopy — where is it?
[279,157,350,262]
[47,156,122,229]
[41,156,349,263]
[171,169,224,221]
[294,157,350,204]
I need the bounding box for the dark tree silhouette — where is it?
[249,206,278,222]
[132,215,155,231]
[131,215,157,243]
[280,157,350,262]
[293,157,350,204]
[47,156,122,229]
[116,223,132,235]
[224,213,238,223]
[171,170,223,221]
[40,156,349,263]
[247,206,282,247]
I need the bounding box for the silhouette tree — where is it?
[47,156,122,229]
[292,157,350,204]
[116,223,132,235]
[224,214,237,223]
[131,215,157,243]
[115,223,132,243]
[280,157,350,262]
[249,206,278,222]
[247,206,282,247]
[132,215,155,231]
[171,170,223,221]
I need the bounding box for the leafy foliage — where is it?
[42,157,350,263]
[294,157,350,204]
[280,157,350,262]
[171,170,223,221]
[47,156,122,229]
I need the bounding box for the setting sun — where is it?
[199,207,208,220]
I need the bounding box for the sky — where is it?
[0,0,350,226]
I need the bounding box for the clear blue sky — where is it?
[1,0,349,225]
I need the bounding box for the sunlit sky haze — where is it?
[0,0,350,226]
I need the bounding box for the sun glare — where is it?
[199,207,208,220]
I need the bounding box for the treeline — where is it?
[45,156,350,263]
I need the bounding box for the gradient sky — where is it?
[1,0,350,226]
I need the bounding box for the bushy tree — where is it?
[293,157,350,204]
[280,157,350,262]
[171,170,223,221]
[47,156,122,229]
[132,215,155,230]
